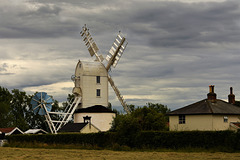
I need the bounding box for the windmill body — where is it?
[72,59,115,132]
[72,60,108,109]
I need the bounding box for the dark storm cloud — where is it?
[114,63,175,78]
[25,3,62,15]
[0,2,78,39]
[110,0,239,48]
[2,0,240,48]
[1,0,240,109]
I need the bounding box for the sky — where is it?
[1,0,240,112]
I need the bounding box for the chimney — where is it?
[228,87,235,104]
[83,116,91,124]
[207,85,217,102]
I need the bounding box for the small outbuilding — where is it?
[0,127,24,135]
[24,129,48,134]
[168,86,240,131]
[58,123,100,133]
[59,113,100,133]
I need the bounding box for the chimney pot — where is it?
[207,85,217,102]
[228,87,235,104]
[209,85,214,93]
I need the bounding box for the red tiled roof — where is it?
[0,127,16,133]
[232,122,240,128]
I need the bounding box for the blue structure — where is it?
[31,92,53,115]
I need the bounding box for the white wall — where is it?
[74,112,116,131]
[169,114,240,131]
[169,115,213,131]
[81,74,108,108]
[73,61,108,108]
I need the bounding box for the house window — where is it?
[96,89,101,97]
[223,116,228,123]
[96,76,100,84]
[179,115,185,124]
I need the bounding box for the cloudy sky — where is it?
[1,0,240,111]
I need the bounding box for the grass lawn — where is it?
[1,147,240,160]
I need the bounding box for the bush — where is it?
[6,131,240,151]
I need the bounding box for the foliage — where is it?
[6,130,240,151]
[61,94,75,123]
[0,87,13,128]
[0,86,63,131]
[107,102,112,110]
[10,89,31,130]
[111,103,170,133]
[61,94,75,111]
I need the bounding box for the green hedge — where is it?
[135,131,238,149]
[7,132,117,148]
[7,131,240,151]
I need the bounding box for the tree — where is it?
[131,105,169,131]
[111,103,170,132]
[107,102,112,110]
[0,86,13,128]
[61,94,75,111]
[145,102,170,123]
[0,86,64,132]
[128,104,135,112]
[146,102,171,114]
[10,89,30,131]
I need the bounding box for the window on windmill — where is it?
[179,115,185,124]
[96,89,101,97]
[223,116,228,123]
[96,76,100,84]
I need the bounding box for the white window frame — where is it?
[223,116,228,123]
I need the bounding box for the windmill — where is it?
[30,25,130,134]
[79,24,130,114]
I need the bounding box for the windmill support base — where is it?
[43,96,82,134]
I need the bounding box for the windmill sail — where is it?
[80,25,103,62]
[105,32,128,71]
[108,75,130,114]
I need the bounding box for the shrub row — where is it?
[135,131,240,150]
[7,131,240,151]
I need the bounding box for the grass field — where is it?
[1,147,240,160]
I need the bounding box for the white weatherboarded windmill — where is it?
[73,25,130,113]
[30,25,130,134]
[71,25,130,131]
